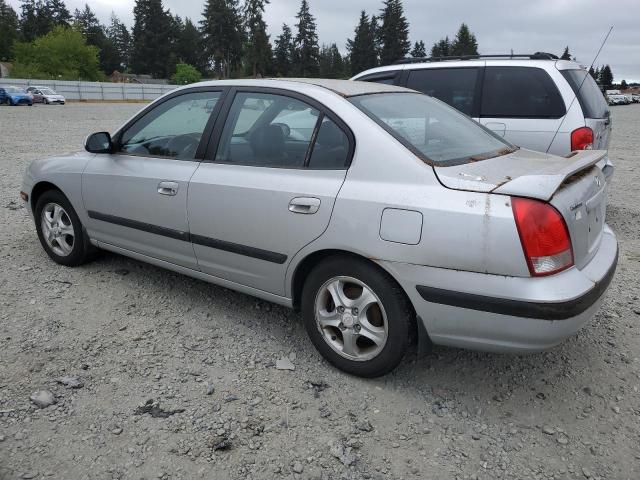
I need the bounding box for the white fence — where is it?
[0,78,179,101]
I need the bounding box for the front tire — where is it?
[301,256,414,377]
[34,190,92,267]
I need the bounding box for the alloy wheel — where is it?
[314,276,388,361]
[40,202,75,256]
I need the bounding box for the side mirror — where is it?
[85,132,113,154]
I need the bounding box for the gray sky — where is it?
[7,0,639,81]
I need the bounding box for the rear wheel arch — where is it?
[291,249,416,318]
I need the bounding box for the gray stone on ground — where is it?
[56,376,84,389]
[275,357,295,371]
[29,390,56,409]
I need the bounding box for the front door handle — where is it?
[289,197,320,214]
[157,181,179,196]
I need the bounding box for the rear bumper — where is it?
[380,225,618,353]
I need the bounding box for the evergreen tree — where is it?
[244,0,272,77]
[599,64,613,87]
[370,14,381,60]
[319,43,345,79]
[0,0,20,61]
[620,79,628,90]
[46,0,71,26]
[588,66,596,80]
[131,0,174,78]
[273,23,293,76]
[347,11,378,75]
[73,4,102,47]
[200,0,244,78]
[431,36,450,57]
[450,23,478,56]
[293,0,319,77]
[410,40,426,58]
[176,18,203,71]
[20,0,49,41]
[378,0,410,65]
[594,66,601,83]
[107,13,131,71]
[560,46,571,60]
[73,4,121,74]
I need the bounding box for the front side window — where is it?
[119,91,222,159]
[351,92,514,166]
[481,66,566,118]
[215,92,320,168]
[406,68,479,116]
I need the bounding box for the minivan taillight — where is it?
[512,197,574,276]
[570,126,593,151]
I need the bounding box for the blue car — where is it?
[0,86,33,106]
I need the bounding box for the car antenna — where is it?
[546,26,614,154]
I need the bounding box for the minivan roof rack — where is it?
[392,52,559,65]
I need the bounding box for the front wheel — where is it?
[34,190,93,267]
[301,256,415,377]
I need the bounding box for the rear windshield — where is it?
[561,69,609,119]
[350,92,514,166]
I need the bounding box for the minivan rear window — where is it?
[481,66,566,119]
[351,92,514,166]
[406,68,479,116]
[560,69,609,119]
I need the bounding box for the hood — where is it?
[433,149,608,201]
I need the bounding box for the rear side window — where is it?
[308,117,350,169]
[481,66,566,119]
[406,68,479,116]
[215,92,319,168]
[561,69,609,119]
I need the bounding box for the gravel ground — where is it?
[0,102,639,480]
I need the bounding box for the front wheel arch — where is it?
[30,181,63,214]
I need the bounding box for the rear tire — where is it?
[34,190,93,267]
[301,256,414,377]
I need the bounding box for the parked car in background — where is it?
[0,86,33,106]
[352,53,613,181]
[632,94,640,103]
[21,79,618,377]
[26,86,66,105]
[608,94,631,106]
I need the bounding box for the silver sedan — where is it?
[21,79,618,377]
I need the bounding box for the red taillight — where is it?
[570,126,593,151]
[512,197,574,276]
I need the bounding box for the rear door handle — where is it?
[157,181,179,196]
[289,197,320,214]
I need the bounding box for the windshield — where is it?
[40,88,55,94]
[5,87,23,93]
[350,93,514,166]
[560,69,609,119]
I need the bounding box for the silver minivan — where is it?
[353,54,613,178]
